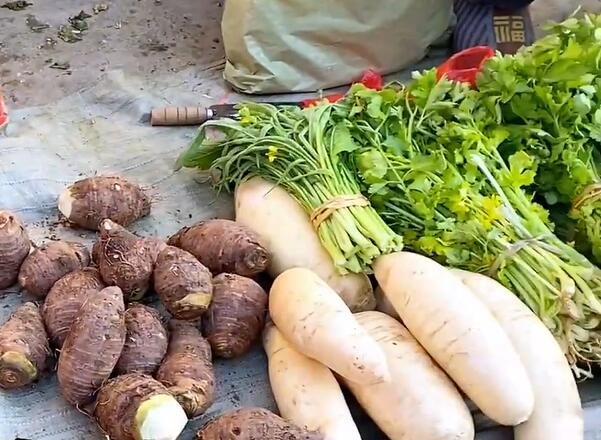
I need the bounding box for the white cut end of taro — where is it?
[135,394,188,440]
[101,219,114,231]
[57,188,74,220]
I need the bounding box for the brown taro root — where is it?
[0,211,30,290]
[91,239,101,265]
[95,373,188,440]
[168,219,270,277]
[57,286,126,406]
[164,320,212,361]
[196,407,324,440]
[42,267,105,348]
[18,240,90,298]
[154,246,213,320]
[156,320,215,418]
[0,302,50,389]
[58,176,151,231]
[115,304,168,375]
[202,273,268,358]
[97,220,166,301]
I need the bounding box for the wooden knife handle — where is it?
[150,106,209,126]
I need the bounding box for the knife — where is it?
[150,102,300,126]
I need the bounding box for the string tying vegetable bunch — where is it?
[334,71,601,375]
[476,13,601,261]
[177,103,402,274]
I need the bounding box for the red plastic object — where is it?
[436,46,495,88]
[359,69,384,91]
[301,69,385,108]
[0,87,7,131]
[302,94,346,108]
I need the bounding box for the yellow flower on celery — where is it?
[267,146,278,163]
[480,195,503,230]
[239,107,255,126]
[449,184,470,216]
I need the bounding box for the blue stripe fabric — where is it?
[453,0,494,52]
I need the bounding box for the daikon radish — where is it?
[235,177,375,312]
[269,267,389,385]
[452,269,583,440]
[374,252,534,425]
[263,321,361,440]
[343,311,474,440]
[374,286,399,320]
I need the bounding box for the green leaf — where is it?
[544,191,559,205]
[544,60,589,83]
[408,174,432,192]
[357,149,388,184]
[380,88,399,104]
[367,95,385,120]
[580,85,596,96]
[382,136,407,156]
[504,151,537,188]
[349,103,364,117]
[368,182,389,195]
[331,124,359,156]
[590,127,601,142]
[573,93,592,114]
[410,154,445,172]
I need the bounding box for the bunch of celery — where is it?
[176,103,402,274]
[335,72,601,374]
[476,14,601,261]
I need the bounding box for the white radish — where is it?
[269,267,389,385]
[452,269,583,440]
[374,252,534,426]
[343,311,474,440]
[235,177,375,312]
[374,286,399,320]
[263,321,361,440]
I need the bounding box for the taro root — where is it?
[58,176,151,230]
[91,239,101,265]
[115,304,168,375]
[41,267,105,348]
[96,220,166,301]
[0,302,50,389]
[0,211,30,290]
[154,246,213,320]
[57,286,125,406]
[18,240,90,298]
[168,219,270,278]
[95,373,188,440]
[195,407,323,440]
[202,273,268,358]
[156,320,215,418]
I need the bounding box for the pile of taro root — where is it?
[0,176,308,440]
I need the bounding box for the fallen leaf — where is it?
[49,61,70,70]
[71,10,91,20]
[93,3,108,14]
[25,14,50,32]
[58,24,83,42]
[1,1,32,11]
[39,36,57,49]
[69,18,88,31]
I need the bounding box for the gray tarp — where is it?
[3,1,601,439]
